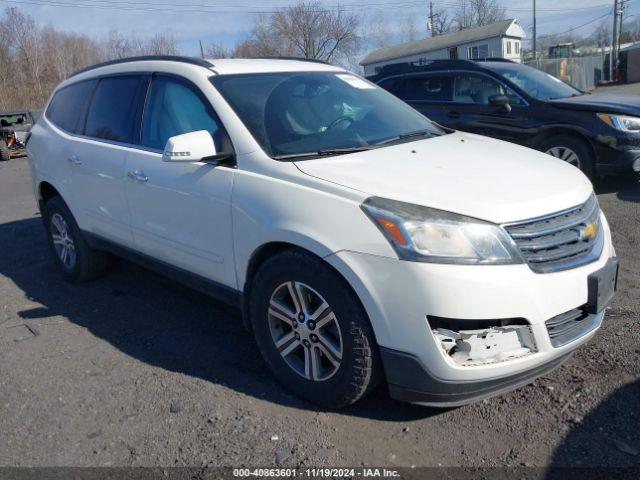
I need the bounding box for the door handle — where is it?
[448,111,461,119]
[127,170,149,183]
[67,155,82,165]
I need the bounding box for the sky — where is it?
[0,0,638,55]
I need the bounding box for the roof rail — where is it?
[68,55,214,79]
[369,59,478,77]
[367,58,517,78]
[475,57,515,63]
[247,56,331,65]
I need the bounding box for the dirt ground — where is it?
[0,157,639,469]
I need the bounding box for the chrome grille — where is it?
[504,195,603,273]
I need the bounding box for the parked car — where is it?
[370,59,640,179]
[27,56,617,408]
[0,109,39,161]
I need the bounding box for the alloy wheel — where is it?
[267,281,343,382]
[50,213,76,269]
[545,146,581,168]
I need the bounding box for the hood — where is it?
[548,92,640,115]
[294,132,593,224]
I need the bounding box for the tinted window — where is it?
[85,75,147,143]
[484,62,581,100]
[378,78,401,95]
[452,74,522,105]
[46,80,96,133]
[400,76,452,102]
[141,75,227,151]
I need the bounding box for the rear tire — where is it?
[249,250,381,408]
[43,196,108,282]
[538,135,595,180]
[0,140,9,162]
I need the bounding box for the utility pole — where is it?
[612,0,619,81]
[429,1,437,37]
[532,0,537,62]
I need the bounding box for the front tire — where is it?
[249,250,381,408]
[538,135,595,179]
[43,196,108,282]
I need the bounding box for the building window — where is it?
[468,44,489,59]
[515,42,520,54]
[449,47,457,59]
[507,41,511,54]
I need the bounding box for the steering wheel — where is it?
[327,115,354,131]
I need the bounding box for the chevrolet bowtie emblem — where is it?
[579,222,598,241]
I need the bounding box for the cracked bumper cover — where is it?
[380,347,574,407]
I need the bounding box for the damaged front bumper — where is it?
[381,308,605,407]
[380,346,577,407]
[432,319,537,367]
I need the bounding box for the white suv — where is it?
[27,56,618,408]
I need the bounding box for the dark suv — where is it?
[370,60,640,179]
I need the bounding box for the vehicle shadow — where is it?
[0,216,441,422]
[547,379,640,473]
[595,173,640,203]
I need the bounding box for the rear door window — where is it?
[46,80,96,133]
[399,76,453,102]
[84,75,148,144]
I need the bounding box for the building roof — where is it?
[361,19,524,66]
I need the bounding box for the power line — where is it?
[534,9,613,39]
[0,0,622,15]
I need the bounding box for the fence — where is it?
[524,56,606,91]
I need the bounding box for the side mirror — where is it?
[489,95,512,113]
[162,130,234,166]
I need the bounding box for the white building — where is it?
[361,19,525,76]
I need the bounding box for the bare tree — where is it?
[399,13,419,43]
[203,42,233,58]
[235,13,285,58]
[621,17,640,43]
[146,32,178,56]
[239,1,360,65]
[431,7,453,35]
[367,11,392,50]
[453,0,506,31]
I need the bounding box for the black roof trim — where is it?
[367,58,515,79]
[246,56,331,65]
[475,58,516,63]
[68,56,214,79]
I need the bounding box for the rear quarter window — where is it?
[84,75,148,144]
[46,80,96,133]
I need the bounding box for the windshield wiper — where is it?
[374,129,436,146]
[317,146,373,155]
[273,146,372,160]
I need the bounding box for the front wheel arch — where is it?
[242,243,371,337]
[535,130,596,179]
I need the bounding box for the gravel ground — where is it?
[0,157,638,469]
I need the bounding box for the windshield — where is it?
[211,71,443,158]
[484,63,582,101]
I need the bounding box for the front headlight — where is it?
[361,197,523,264]
[597,113,640,133]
